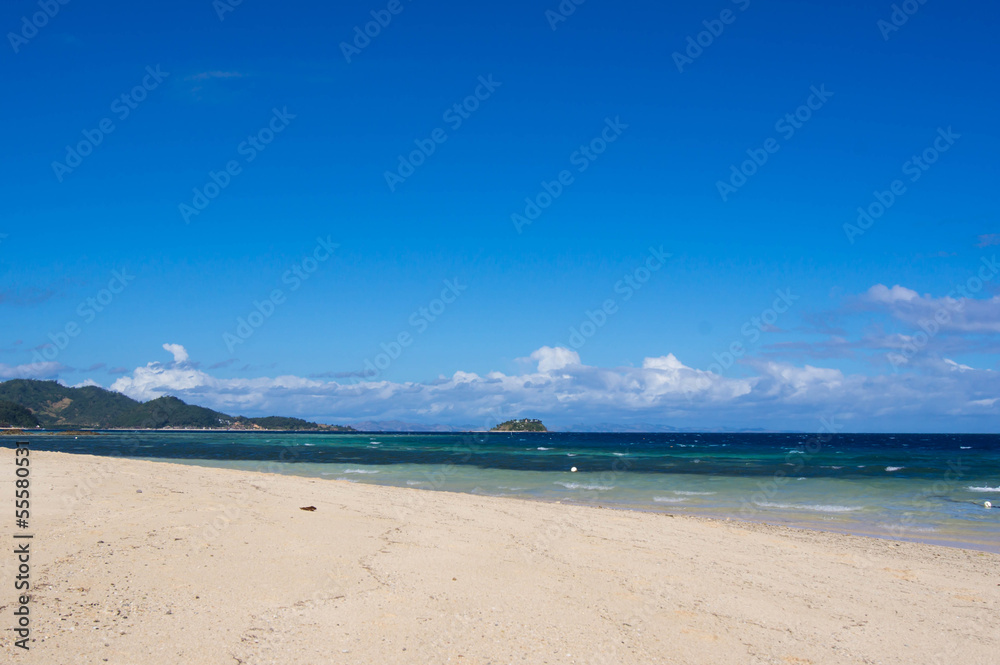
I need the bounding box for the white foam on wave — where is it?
[878,523,938,534]
[343,469,379,474]
[536,447,551,450]
[555,481,614,491]
[613,452,628,456]
[885,466,905,472]
[968,486,1000,492]
[653,496,688,503]
[960,446,972,450]
[406,480,426,486]
[671,490,716,496]
[753,501,862,513]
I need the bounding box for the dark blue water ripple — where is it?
[4,432,999,484]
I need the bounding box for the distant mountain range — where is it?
[559,423,777,433]
[0,379,354,431]
[345,420,475,432]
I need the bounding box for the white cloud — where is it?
[71,379,101,388]
[944,358,974,372]
[529,346,580,372]
[866,284,919,304]
[110,348,752,425]
[970,398,999,407]
[105,345,1000,430]
[862,283,1000,334]
[0,361,63,380]
[162,343,189,363]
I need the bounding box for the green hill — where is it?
[236,415,326,430]
[114,395,230,429]
[489,418,547,432]
[0,380,138,428]
[0,400,40,428]
[0,379,354,431]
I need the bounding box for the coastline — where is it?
[126,456,1000,555]
[0,427,360,434]
[4,450,998,663]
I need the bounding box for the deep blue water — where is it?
[7,431,1000,551]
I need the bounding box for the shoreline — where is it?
[126,454,1000,555]
[5,449,998,663]
[7,434,997,554]
[127,452,1000,553]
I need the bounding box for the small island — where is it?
[489,418,547,432]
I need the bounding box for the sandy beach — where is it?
[2,451,998,664]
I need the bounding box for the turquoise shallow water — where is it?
[9,431,1000,552]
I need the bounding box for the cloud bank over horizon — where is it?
[99,336,996,432]
[6,280,998,432]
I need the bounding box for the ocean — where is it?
[11,431,1000,552]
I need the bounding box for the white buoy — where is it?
[570,467,578,473]
[986,501,993,509]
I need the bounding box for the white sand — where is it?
[2,451,997,664]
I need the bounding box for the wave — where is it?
[671,491,716,496]
[405,480,426,486]
[555,482,614,491]
[342,469,379,474]
[885,466,905,472]
[653,496,688,503]
[960,446,972,450]
[536,447,551,450]
[752,501,862,513]
[967,486,1000,492]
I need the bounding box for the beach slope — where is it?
[2,451,997,664]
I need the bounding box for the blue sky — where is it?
[1,0,998,431]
